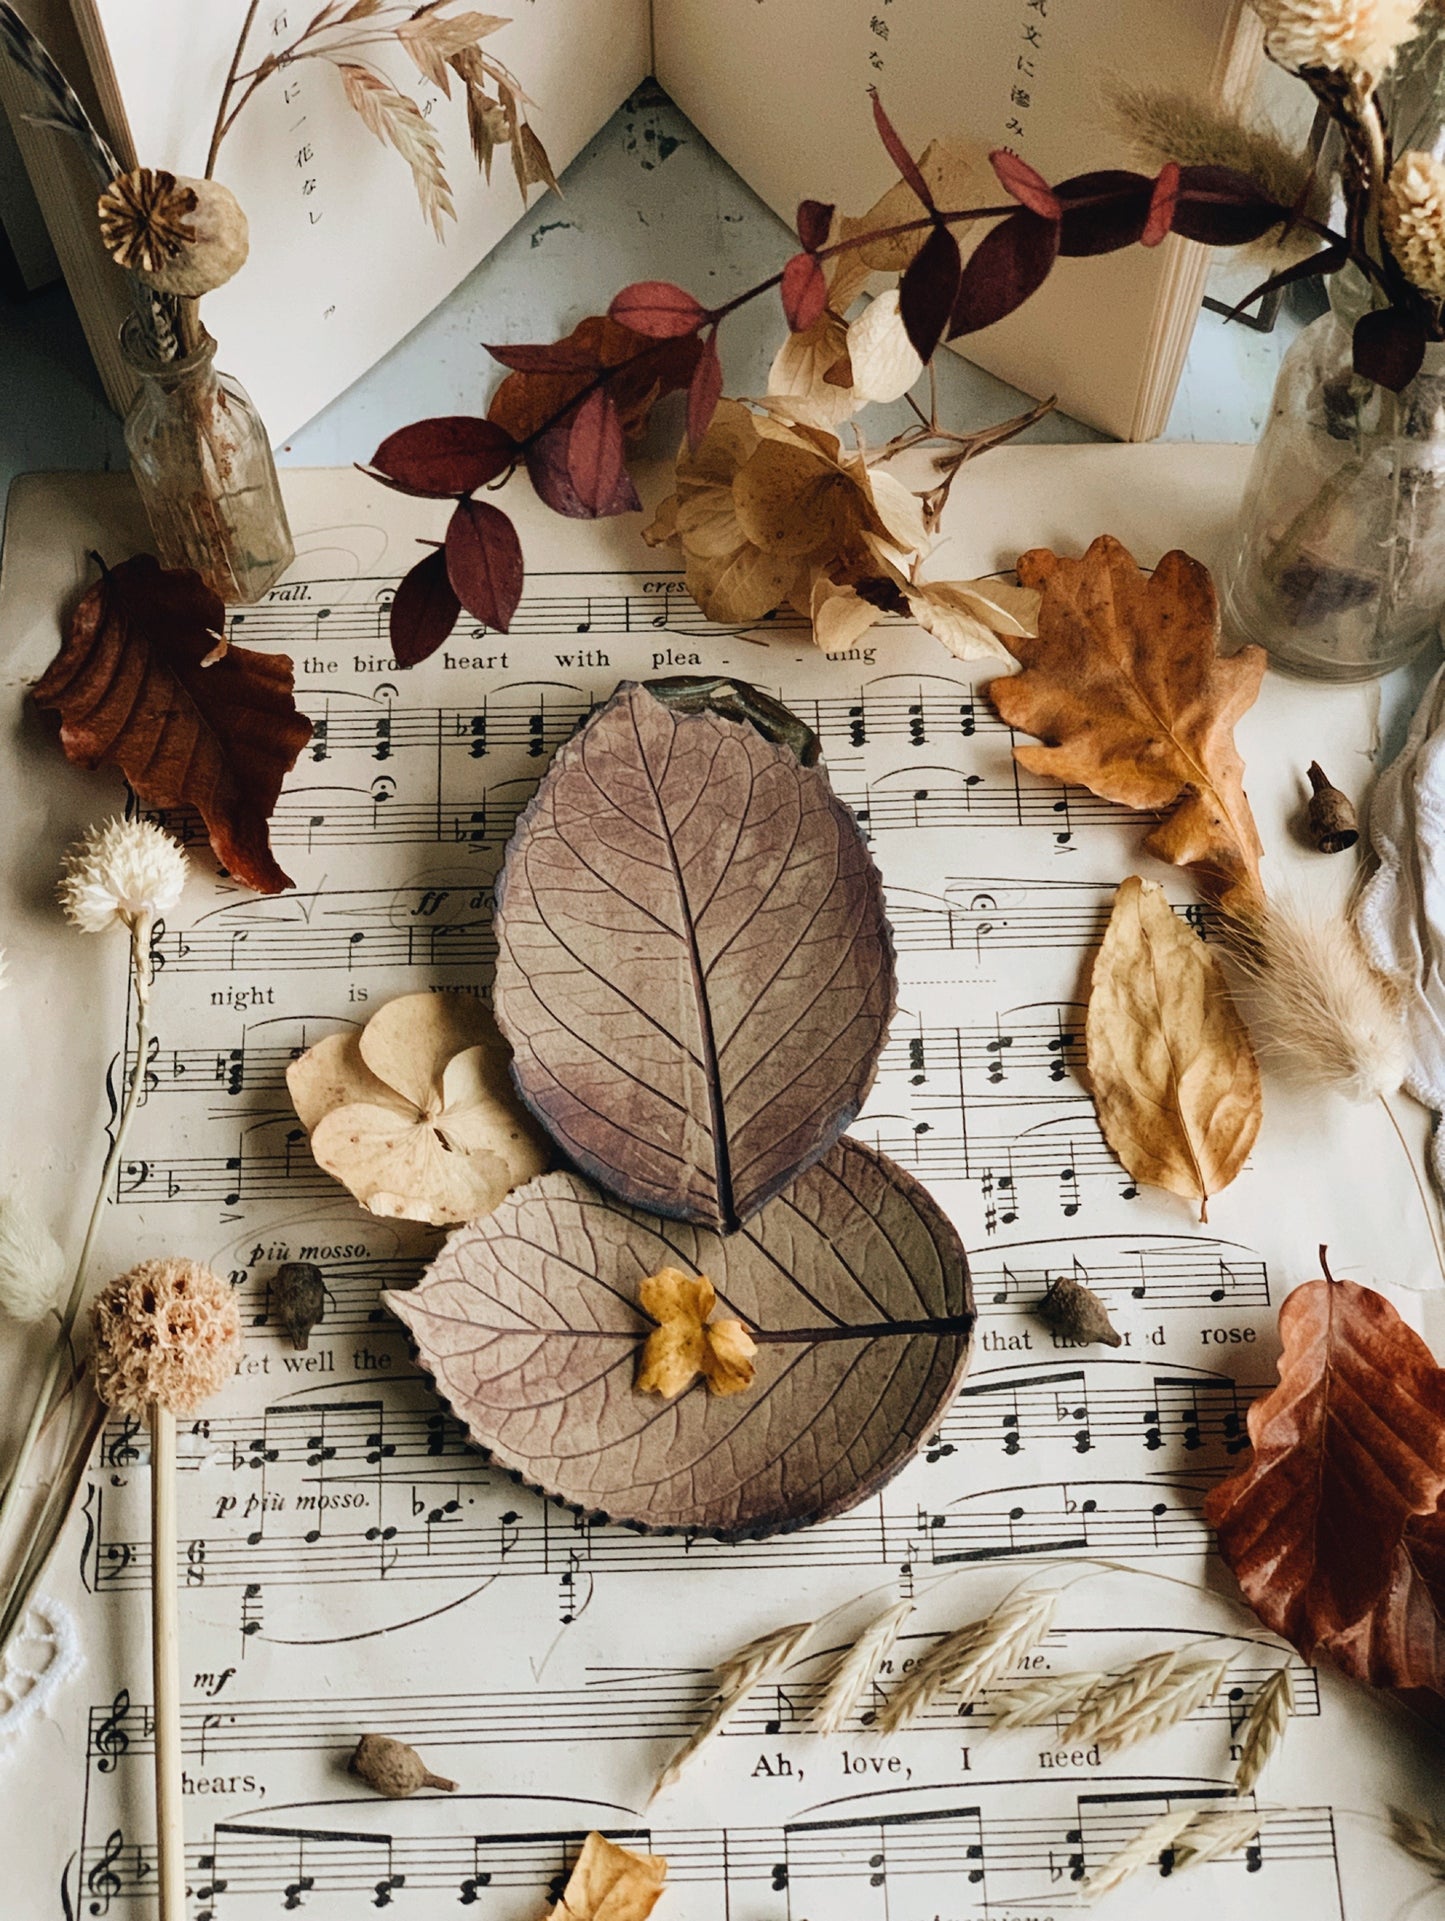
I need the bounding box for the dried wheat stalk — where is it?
[1174,1808,1263,1868]
[1084,1807,1199,1902]
[814,1600,915,1736]
[650,1620,815,1800]
[1234,1665,1293,1793]
[989,1670,1106,1729]
[1062,1648,1231,1756]
[876,1589,1057,1734]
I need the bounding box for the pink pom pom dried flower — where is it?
[91,1258,241,1416]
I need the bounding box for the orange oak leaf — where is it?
[1203,1273,1445,1670]
[33,555,312,894]
[985,535,1266,909]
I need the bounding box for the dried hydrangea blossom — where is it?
[91,1258,242,1417]
[1249,0,1421,77]
[1384,150,1445,299]
[58,819,186,935]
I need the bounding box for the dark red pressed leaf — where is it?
[1354,305,1428,392]
[898,222,962,362]
[949,208,1060,337]
[607,280,709,339]
[444,497,524,632]
[796,197,834,253]
[868,88,933,208]
[1225,241,1348,322]
[488,317,703,447]
[687,333,723,450]
[1170,164,1285,247]
[1055,169,1152,257]
[1143,162,1180,247]
[389,547,462,666]
[368,416,516,498]
[781,250,828,332]
[566,388,629,515]
[990,147,1062,221]
[527,416,641,520]
[484,338,606,373]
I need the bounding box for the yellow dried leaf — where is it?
[1086,876,1261,1219]
[635,1267,757,1400]
[545,1832,667,1921]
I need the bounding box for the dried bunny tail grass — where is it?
[989,1670,1107,1730]
[1084,1807,1201,1902]
[1061,1648,1232,1756]
[0,1189,67,1322]
[1221,899,1407,1103]
[1100,78,1324,247]
[1234,1665,1294,1793]
[876,1588,1057,1734]
[651,1620,815,1800]
[1173,1808,1264,1868]
[814,1600,914,1735]
[1390,1806,1445,1879]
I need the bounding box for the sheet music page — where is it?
[0,445,1439,1920]
[73,0,649,439]
[652,0,1257,441]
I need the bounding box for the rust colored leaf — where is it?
[781,250,828,332]
[899,223,961,362]
[796,197,834,252]
[1087,876,1261,1218]
[686,334,723,451]
[985,535,1267,909]
[990,147,1061,220]
[33,555,311,894]
[1143,163,1180,246]
[390,548,461,666]
[948,208,1059,337]
[386,1136,973,1537]
[368,416,515,497]
[1203,1276,1445,1663]
[486,315,701,445]
[607,281,708,339]
[445,498,523,632]
[492,683,896,1231]
[1319,1499,1445,1693]
[565,389,631,516]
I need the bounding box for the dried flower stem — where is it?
[0,914,154,1640]
[203,0,260,178]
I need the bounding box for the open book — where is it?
[1,0,1259,444]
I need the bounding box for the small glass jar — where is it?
[120,315,294,605]
[1221,282,1445,680]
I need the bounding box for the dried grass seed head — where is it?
[59,818,186,935]
[0,1190,66,1321]
[91,1257,242,1416]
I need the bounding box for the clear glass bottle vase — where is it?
[1221,288,1445,681]
[120,314,294,605]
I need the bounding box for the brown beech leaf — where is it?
[543,1832,667,1921]
[1318,1499,1445,1694]
[1203,1275,1445,1665]
[385,1136,973,1536]
[985,535,1267,909]
[1087,876,1261,1218]
[32,555,312,895]
[492,683,896,1231]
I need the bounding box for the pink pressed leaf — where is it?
[796,197,834,252]
[444,497,524,632]
[869,89,932,209]
[607,281,709,339]
[990,148,1061,221]
[566,388,628,515]
[1143,162,1180,247]
[781,251,828,333]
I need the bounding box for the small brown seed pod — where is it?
[349,1734,457,1798]
[272,1262,325,1351]
[1305,763,1359,854]
[1037,1274,1122,1349]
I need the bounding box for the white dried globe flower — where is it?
[59,818,187,934]
[1250,0,1421,75]
[0,1191,66,1322]
[1384,149,1445,297]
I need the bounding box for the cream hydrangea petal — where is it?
[310,1101,513,1226]
[684,541,804,624]
[861,468,928,554]
[766,313,860,429]
[357,991,494,1111]
[732,441,854,556]
[909,581,1019,660]
[674,398,762,492]
[676,483,751,558]
[436,1045,551,1186]
[286,1029,410,1134]
[641,491,679,546]
[810,574,886,654]
[846,292,924,404]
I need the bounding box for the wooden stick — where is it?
[149,1402,184,1921]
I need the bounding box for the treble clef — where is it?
[86,1829,125,1916]
[93,1690,131,1772]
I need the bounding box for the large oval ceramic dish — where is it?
[386,1136,973,1539]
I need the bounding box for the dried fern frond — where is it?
[1390,1806,1445,1880]
[1174,1808,1263,1868]
[1234,1665,1293,1792]
[1222,900,1407,1103]
[814,1600,914,1735]
[990,1670,1106,1729]
[650,1620,814,1800]
[1084,1807,1200,1902]
[877,1589,1056,1734]
[1062,1648,1231,1755]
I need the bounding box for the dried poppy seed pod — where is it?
[272,1262,325,1351]
[98,167,249,296]
[349,1734,457,1798]
[1037,1274,1122,1349]
[1305,762,1359,855]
